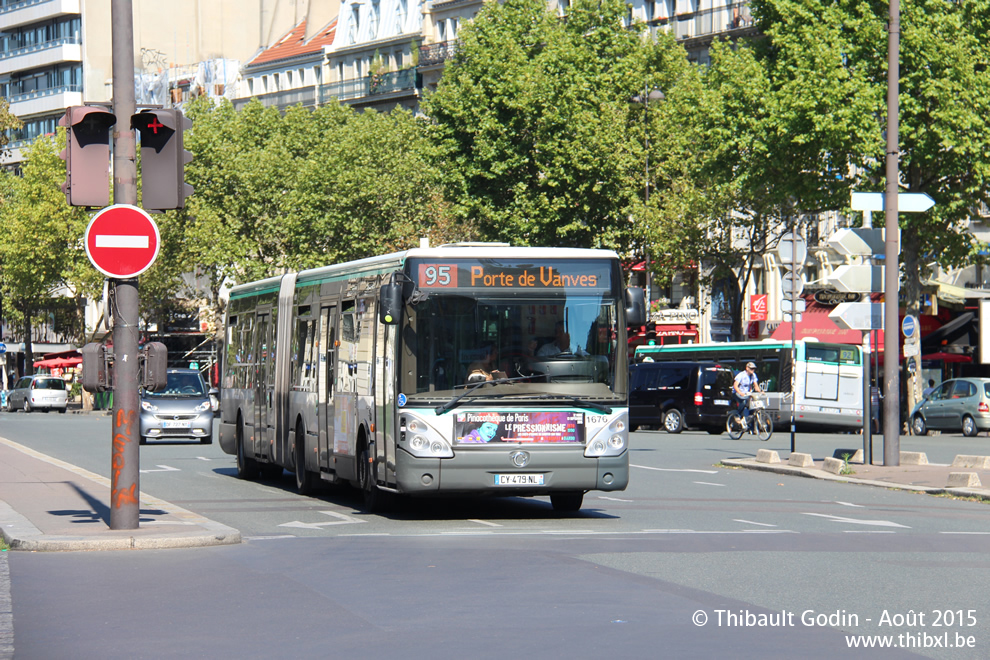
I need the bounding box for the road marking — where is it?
[141,520,196,526]
[834,501,865,508]
[693,481,725,487]
[733,519,777,527]
[196,457,213,461]
[802,512,910,528]
[245,535,297,541]
[279,510,366,529]
[468,519,502,527]
[939,531,990,535]
[633,464,719,474]
[598,496,633,502]
[842,530,896,534]
[139,464,180,473]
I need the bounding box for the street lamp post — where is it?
[630,87,665,312]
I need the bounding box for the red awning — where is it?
[921,352,972,363]
[770,303,865,343]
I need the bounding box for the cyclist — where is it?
[732,362,762,428]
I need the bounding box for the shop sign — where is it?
[652,308,700,324]
[813,290,861,306]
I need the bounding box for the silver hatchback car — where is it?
[139,368,216,444]
[910,377,990,437]
[4,375,69,413]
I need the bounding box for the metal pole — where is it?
[790,219,796,453]
[882,0,901,466]
[110,0,141,529]
[644,84,651,310]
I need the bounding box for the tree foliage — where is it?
[183,97,458,321]
[0,134,96,364]
[425,0,685,253]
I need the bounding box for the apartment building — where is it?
[0,0,319,165]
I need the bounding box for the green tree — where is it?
[424,0,683,253]
[0,134,96,370]
[182,97,457,322]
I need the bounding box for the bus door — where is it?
[318,305,337,474]
[255,310,275,462]
[334,300,359,479]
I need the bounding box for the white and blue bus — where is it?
[219,244,644,512]
[633,340,864,431]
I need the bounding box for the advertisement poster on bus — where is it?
[455,411,584,444]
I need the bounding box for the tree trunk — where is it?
[901,225,923,420]
[22,312,33,377]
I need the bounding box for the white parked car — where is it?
[4,375,69,413]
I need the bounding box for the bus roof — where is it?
[229,245,621,298]
[634,339,845,354]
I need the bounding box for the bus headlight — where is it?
[400,414,454,458]
[584,415,627,457]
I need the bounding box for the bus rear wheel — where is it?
[236,418,259,480]
[294,425,316,495]
[550,492,584,513]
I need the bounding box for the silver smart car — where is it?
[139,368,216,444]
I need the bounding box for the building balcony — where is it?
[0,0,80,31]
[232,86,317,112]
[418,40,457,68]
[650,1,755,45]
[7,84,82,116]
[0,37,81,76]
[319,68,419,104]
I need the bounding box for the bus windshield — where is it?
[399,287,622,401]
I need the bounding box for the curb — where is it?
[721,458,990,501]
[0,438,241,552]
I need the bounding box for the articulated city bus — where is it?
[633,340,864,430]
[219,244,644,511]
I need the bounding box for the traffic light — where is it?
[58,106,116,207]
[131,109,194,211]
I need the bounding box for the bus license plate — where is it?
[820,407,840,414]
[162,420,192,429]
[494,474,544,486]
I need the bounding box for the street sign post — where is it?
[781,272,804,297]
[84,204,161,279]
[851,191,936,213]
[828,264,884,293]
[777,232,807,265]
[901,314,918,340]
[828,228,897,258]
[829,302,885,331]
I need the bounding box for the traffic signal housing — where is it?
[132,109,194,211]
[59,106,116,207]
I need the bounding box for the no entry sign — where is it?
[84,204,161,278]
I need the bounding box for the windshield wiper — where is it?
[434,373,546,415]
[435,378,614,416]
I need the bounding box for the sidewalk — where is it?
[0,436,240,552]
[723,448,990,500]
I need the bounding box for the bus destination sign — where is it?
[415,261,610,291]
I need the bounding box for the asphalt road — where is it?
[3,412,990,658]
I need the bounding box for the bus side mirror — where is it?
[625,287,646,327]
[379,282,403,325]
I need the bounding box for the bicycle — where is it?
[726,392,773,441]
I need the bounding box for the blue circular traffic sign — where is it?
[901,315,918,338]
